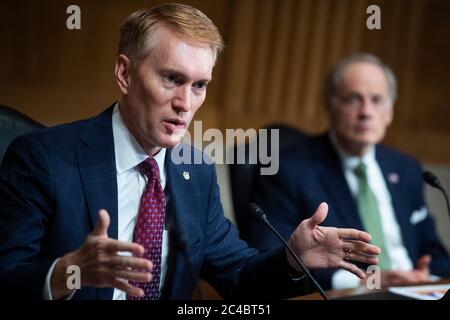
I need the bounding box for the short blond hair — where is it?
[118,3,224,64]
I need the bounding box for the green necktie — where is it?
[354,162,391,270]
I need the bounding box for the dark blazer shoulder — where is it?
[376,143,421,167]
[376,143,423,186]
[5,106,114,155]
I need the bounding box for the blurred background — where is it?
[0,0,449,249]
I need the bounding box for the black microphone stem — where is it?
[423,171,450,221]
[422,171,450,300]
[440,188,450,221]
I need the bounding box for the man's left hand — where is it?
[287,202,381,279]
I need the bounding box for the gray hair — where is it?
[324,53,397,106]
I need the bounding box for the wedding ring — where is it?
[343,248,352,261]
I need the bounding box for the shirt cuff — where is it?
[288,270,307,282]
[331,269,361,289]
[43,258,77,300]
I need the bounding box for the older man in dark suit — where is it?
[248,53,450,290]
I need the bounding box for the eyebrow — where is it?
[343,91,385,98]
[160,68,211,83]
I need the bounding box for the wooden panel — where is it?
[285,0,313,119]
[394,0,425,129]
[265,0,295,117]
[300,0,330,128]
[246,0,275,114]
[345,0,366,54]
[1,0,450,164]
[221,0,257,115]
[0,0,231,130]
[326,1,349,66]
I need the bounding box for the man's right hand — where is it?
[381,255,432,287]
[50,209,153,300]
[361,255,432,288]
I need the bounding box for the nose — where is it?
[359,98,375,117]
[173,86,191,113]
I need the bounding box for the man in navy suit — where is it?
[0,4,379,299]
[248,53,450,289]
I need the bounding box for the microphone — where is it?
[167,193,192,275]
[248,202,329,300]
[423,171,450,301]
[423,171,450,220]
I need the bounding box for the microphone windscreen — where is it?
[423,171,441,188]
[248,202,265,223]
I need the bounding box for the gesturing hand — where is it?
[383,255,431,286]
[287,203,381,279]
[51,209,152,299]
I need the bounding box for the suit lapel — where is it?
[312,135,363,229]
[160,147,194,299]
[76,106,118,300]
[376,146,413,252]
[164,149,191,244]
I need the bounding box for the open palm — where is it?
[288,203,381,279]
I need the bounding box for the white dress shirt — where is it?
[112,104,169,299]
[329,133,414,289]
[44,103,169,299]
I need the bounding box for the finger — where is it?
[387,271,414,284]
[343,240,381,255]
[111,278,144,297]
[413,271,431,282]
[339,261,366,279]
[344,251,379,266]
[338,228,373,243]
[112,269,153,282]
[386,270,403,279]
[104,255,153,271]
[307,202,328,229]
[391,270,429,284]
[386,274,407,286]
[416,254,431,271]
[92,209,110,237]
[102,239,145,256]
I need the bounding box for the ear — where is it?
[385,104,394,126]
[115,54,131,95]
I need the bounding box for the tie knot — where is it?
[139,158,161,181]
[354,162,367,178]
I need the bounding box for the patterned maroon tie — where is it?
[128,157,165,300]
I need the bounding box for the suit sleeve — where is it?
[0,134,54,299]
[199,164,311,299]
[247,148,307,251]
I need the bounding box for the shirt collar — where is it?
[112,103,166,177]
[329,131,376,172]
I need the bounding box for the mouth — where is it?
[355,123,372,132]
[163,118,187,133]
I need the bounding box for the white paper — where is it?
[388,284,450,300]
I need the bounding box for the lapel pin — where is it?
[388,173,399,184]
[183,171,190,180]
